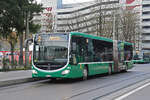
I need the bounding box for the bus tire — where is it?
[108,65,112,75]
[83,67,88,80]
[51,78,57,82]
[124,63,128,72]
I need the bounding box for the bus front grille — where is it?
[36,65,64,70]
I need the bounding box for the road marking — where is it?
[115,82,150,100]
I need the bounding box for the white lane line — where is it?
[114,82,150,100]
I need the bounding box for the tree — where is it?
[0,0,43,67]
[120,10,140,43]
[59,0,140,46]
[64,0,115,36]
[0,0,18,67]
[7,32,18,67]
[13,0,43,66]
[111,8,140,45]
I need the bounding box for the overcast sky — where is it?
[36,0,93,4]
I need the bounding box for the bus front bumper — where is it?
[32,67,72,79]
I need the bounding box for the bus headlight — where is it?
[62,70,70,75]
[32,70,38,74]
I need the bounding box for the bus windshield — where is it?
[33,34,69,65]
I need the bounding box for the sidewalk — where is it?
[0,70,31,81]
[0,70,42,87]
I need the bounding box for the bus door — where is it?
[70,36,84,64]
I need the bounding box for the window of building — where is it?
[142,26,150,29]
[143,4,150,8]
[142,11,150,15]
[142,19,150,22]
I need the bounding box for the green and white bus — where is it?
[31,32,134,80]
[133,50,150,64]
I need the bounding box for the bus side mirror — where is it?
[24,38,33,48]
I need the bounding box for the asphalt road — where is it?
[123,84,150,100]
[0,64,150,100]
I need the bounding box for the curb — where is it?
[0,77,46,87]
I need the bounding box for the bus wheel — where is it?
[83,67,88,80]
[51,78,57,82]
[108,66,112,75]
[124,64,128,72]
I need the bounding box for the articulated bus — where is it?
[31,32,134,80]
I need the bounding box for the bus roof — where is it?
[37,32,133,45]
[70,32,113,43]
[70,32,133,45]
[124,42,133,46]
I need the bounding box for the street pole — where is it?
[25,11,30,68]
[113,12,119,72]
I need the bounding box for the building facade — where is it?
[142,0,150,51]
[120,0,142,51]
[33,0,61,32]
[122,0,150,51]
[34,0,150,51]
[57,0,119,36]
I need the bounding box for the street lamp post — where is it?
[25,11,30,67]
